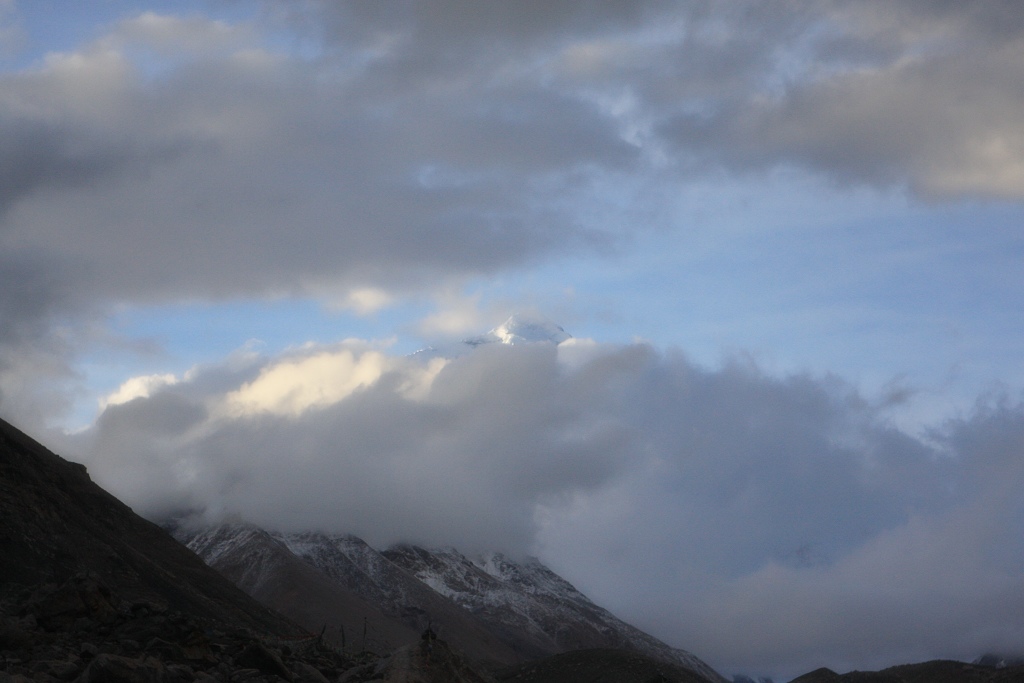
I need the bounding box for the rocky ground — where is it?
[493,647,714,683]
[0,571,364,682]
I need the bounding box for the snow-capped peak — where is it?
[411,314,572,360]
[466,314,571,347]
[493,314,571,344]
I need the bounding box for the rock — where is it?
[32,658,80,680]
[235,641,293,680]
[0,672,37,682]
[291,661,331,683]
[24,575,119,632]
[22,582,85,629]
[75,653,167,683]
[129,600,167,616]
[0,617,33,650]
[163,663,196,683]
[143,637,184,661]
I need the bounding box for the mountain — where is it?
[177,523,726,681]
[975,653,1024,669]
[0,416,359,681]
[494,648,717,683]
[381,544,724,682]
[177,525,519,665]
[4,415,1010,683]
[175,524,419,655]
[0,418,290,634]
[413,313,572,360]
[789,660,1024,682]
[463,314,572,347]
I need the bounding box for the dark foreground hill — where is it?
[0,417,362,681]
[0,418,292,633]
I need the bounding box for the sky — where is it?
[2,0,1024,679]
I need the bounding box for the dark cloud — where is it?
[651,1,1024,197]
[0,14,631,298]
[0,249,93,426]
[5,0,1017,311]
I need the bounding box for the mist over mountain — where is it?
[174,521,725,681]
[3,388,1023,681]
[412,313,573,361]
[48,315,1024,679]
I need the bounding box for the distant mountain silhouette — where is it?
[789,660,1024,682]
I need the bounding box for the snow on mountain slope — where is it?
[176,524,418,654]
[183,524,293,596]
[178,524,723,680]
[381,544,726,683]
[465,314,572,346]
[274,531,522,663]
[181,525,519,663]
[413,313,572,361]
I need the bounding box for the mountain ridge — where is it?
[176,522,726,681]
[413,312,572,361]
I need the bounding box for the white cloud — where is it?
[221,346,390,417]
[104,11,257,58]
[99,372,178,410]
[414,292,488,339]
[336,288,394,314]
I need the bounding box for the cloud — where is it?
[0,7,631,303]
[334,288,394,315]
[7,1,1020,308]
[2,5,1024,671]
[65,336,1024,678]
[218,342,446,417]
[0,6,630,419]
[4,1,1024,421]
[99,372,178,410]
[648,0,1024,199]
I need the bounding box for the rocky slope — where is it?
[177,525,519,666]
[0,418,291,636]
[177,523,724,681]
[178,525,419,656]
[494,648,715,683]
[381,544,723,681]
